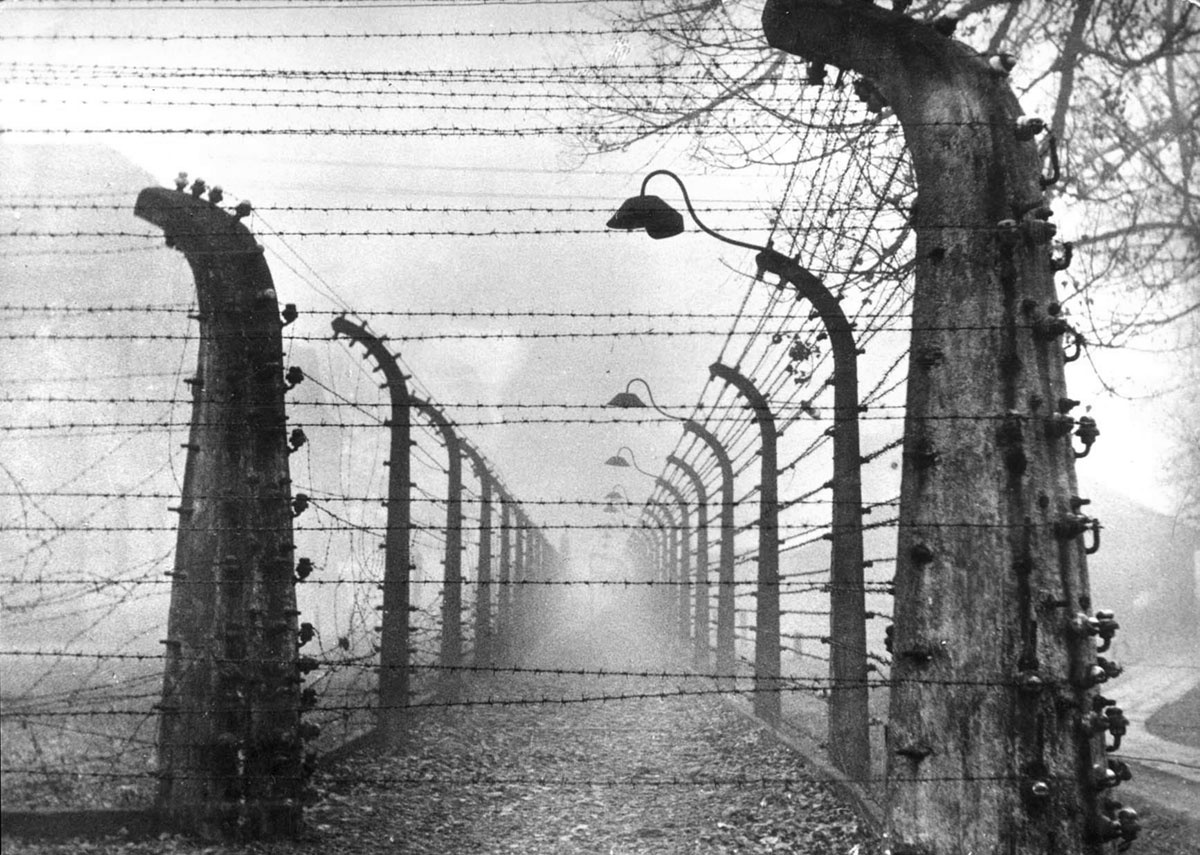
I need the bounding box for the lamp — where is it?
[603,446,655,477]
[606,376,736,676]
[607,378,673,419]
[604,486,632,515]
[606,169,762,252]
[606,193,684,240]
[607,391,647,409]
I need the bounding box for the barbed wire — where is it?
[0,490,890,509]
[0,26,712,42]
[0,123,914,139]
[0,321,1073,340]
[0,306,875,319]
[0,411,1083,434]
[0,678,1065,721]
[0,577,896,592]
[2,520,923,533]
[0,305,929,323]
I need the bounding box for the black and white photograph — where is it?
[1,1,1197,852]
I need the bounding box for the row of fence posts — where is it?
[613,248,872,780]
[142,181,557,840]
[330,314,560,724]
[142,176,873,841]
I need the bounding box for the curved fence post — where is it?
[137,183,303,837]
[462,445,494,667]
[644,502,676,633]
[683,420,737,677]
[330,316,414,742]
[496,490,513,662]
[411,399,464,679]
[754,249,869,779]
[511,507,528,657]
[656,477,692,647]
[668,454,710,668]
[762,8,1123,850]
[711,362,780,724]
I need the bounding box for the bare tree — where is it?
[580,0,1199,349]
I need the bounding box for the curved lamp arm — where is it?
[640,169,765,254]
[606,445,657,478]
[627,377,676,420]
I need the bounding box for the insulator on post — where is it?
[1097,655,1123,681]
[1095,609,1119,651]
[1105,706,1129,750]
[1054,512,1092,541]
[1074,416,1100,458]
[285,366,305,390]
[291,493,310,518]
[1027,780,1051,800]
[1070,612,1101,638]
[1015,116,1047,141]
[295,557,314,582]
[1050,240,1074,271]
[1092,763,1120,789]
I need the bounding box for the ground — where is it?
[1,673,873,855]
[3,599,1197,854]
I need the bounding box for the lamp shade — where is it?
[606,391,648,409]
[605,194,685,240]
[604,454,631,467]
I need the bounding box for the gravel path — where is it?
[307,672,873,854]
[6,594,1198,853]
[302,595,875,854]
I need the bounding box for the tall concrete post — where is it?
[330,316,413,741]
[668,455,710,667]
[656,478,692,647]
[711,362,781,724]
[139,183,303,838]
[683,421,737,676]
[412,400,463,674]
[763,3,1127,851]
[463,446,494,666]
